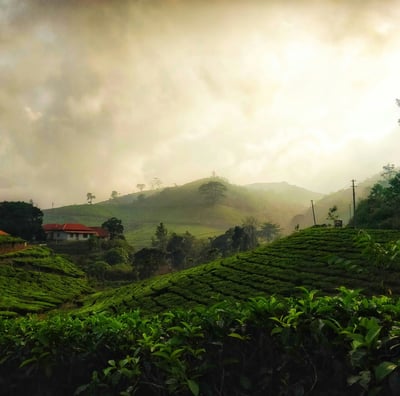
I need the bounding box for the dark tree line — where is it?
[0,201,45,241]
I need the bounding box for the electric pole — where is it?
[351,179,357,227]
[311,200,317,226]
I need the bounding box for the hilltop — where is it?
[43,178,321,248]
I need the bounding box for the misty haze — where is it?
[1,0,399,208]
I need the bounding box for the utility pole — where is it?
[311,200,317,226]
[351,179,357,227]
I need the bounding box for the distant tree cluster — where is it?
[133,220,281,280]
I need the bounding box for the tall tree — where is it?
[101,217,124,240]
[152,222,168,252]
[86,192,96,204]
[133,248,165,279]
[136,183,146,192]
[258,222,281,242]
[0,201,45,241]
[198,181,227,205]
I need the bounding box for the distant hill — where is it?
[244,181,324,206]
[43,178,320,248]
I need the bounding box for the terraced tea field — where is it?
[0,246,91,317]
[77,227,400,315]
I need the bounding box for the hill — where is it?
[245,181,324,206]
[0,244,91,317]
[288,174,382,231]
[43,178,319,248]
[75,227,400,316]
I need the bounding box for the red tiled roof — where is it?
[0,230,9,236]
[89,226,110,238]
[43,223,97,234]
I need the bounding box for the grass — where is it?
[74,227,400,316]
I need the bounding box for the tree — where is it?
[166,231,196,270]
[326,206,339,222]
[258,222,281,242]
[0,201,45,241]
[86,192,96,205]
[101,217,124,240]
[110,190,119,200]
[381,163,396,181]
[152,222,168,252]
[198,181,227,205]
[104,247,129,265]
[136,183,146,192]
[133,248,165,279]
[351,169,400,229]
[151,177,162,190]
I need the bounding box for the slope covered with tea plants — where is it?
[77,227,400,316]
[0,246,92,317]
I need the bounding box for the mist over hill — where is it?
[43,172,384,247]
[43,178,321,247]
[288,174,382,230]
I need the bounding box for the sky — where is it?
[1,0,399,208]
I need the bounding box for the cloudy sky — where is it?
[1,0,399,208]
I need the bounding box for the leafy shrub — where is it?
[2,289,400,395]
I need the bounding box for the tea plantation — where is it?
[2,227,400,395]
[76,227,400,315]
[0,245,91,317]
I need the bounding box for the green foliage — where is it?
[0,201,45,241]
[104,247,129,266]
[2,290,400,395]
[101,217,124,240]
[258,222,281,242]
[355,230,400,270]
[353,168,400,229]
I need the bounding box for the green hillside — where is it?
[75,227,400,316]
[43,178,316,248]
[0,245,91,317]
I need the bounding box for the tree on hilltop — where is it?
[86,192,96,204]
[198,181,227,205]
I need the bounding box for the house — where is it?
[43,223,109,242]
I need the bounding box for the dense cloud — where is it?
[1,0,399,207]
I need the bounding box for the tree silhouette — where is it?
[86,192,96,204]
